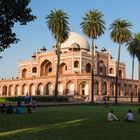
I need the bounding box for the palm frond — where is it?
[80,9,106,39]
[109,18,132,44]
[45,9,70,43]
[127,33,140,60]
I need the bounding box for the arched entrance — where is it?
[22,68,27,78]
[46,82,53,95]
[110,83,115,96]
[80,82,88,96]
[67,82,75,95]
[9,85,14,96]
[102,82,107,95]
[98,60,106,75]
[86,63,91,73]
[40,59,52,76]
[118,83,123,96]
[59,63,67,74]
[38,83,44,95]
[22,84,28,96]
[30,84,36,95]
[95,81,99,95]
[58,82,63,95]
[15,85,20,96]
[3,85,7,96]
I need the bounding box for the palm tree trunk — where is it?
[131,55,134,102]
[91,39,95,103]
[115,43,121,104]
[54,43,60,101]
[138,60,140,102]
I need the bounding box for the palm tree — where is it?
[127,33,140,102]
[109,19,132,104]
[45,9,69,99]
[127,39,136,102]
[80,10,106,103]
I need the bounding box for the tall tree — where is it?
[46,9,69,99]
[127,33,140,102]
[0,0,36,52]
[127,39,136,102]
[80,9,106,103]
[109,19,132,103]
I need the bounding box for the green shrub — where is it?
[0,96,68,103]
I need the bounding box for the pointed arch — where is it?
[109,68,114,74]
[40,59,52,76]
[59,63,67,74]
[124,84,128,96]
[86,63,91,73]
[110,83,115,96]
[80,82,89,96]
[102,82,107,95]
[30,84,36,96]
[58,82,63,95]
[74,60,79,68]
[32,67,37,73]
[98,60,106,75]
[22,68,27,78]
[118,83,123,96]
[15,85,20,96]
[95,81,99,95]
[22,84,28,96]
[46,82,53,96]
[9,85,14,96]
[2,85,7,96]
[66,81,75,95]
[119,69,123,78]
[38,83,44,95]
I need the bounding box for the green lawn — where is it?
[0,104,140,140]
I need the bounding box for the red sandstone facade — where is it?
[0,32,138,102]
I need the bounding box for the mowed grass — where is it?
[0,104,140,140]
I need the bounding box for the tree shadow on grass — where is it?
[0,118,88,140]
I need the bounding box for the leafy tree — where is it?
[127,38,136,102]
[80,9,106,103]
[0,0,36,52]
[46,9,69,99]
[127,33,140,102]
[109,18,132,103]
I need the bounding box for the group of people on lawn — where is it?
[0,93,36,114]
[16,93,36,114]
[0,104,14,114]
[107,109,134,122]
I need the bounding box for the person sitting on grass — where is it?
[6,105,14,114]
[124,109,134,122]
[15,106,22,114]
[107,110,119,121]
[0,104,6,113]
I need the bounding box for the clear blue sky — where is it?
[0,0,140,79]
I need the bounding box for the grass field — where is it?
[0,104,140,140]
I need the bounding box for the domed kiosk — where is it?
[60,32,90,51]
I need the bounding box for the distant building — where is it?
[0,32,138,102]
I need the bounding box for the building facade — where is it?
[0,32,138,101]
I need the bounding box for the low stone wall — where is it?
[94,95,138,102]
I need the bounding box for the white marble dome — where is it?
[61,32,90,51]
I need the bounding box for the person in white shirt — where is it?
[107,110,119,121]
[124,110,134,122]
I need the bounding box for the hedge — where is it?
[0,96,68,103]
